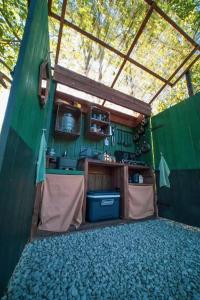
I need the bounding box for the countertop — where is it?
[46,169,84,175]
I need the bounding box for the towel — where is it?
[159,154,170,188]
[36,131,47,184]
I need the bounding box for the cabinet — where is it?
[87,106,110,138]
[77,158,126,222]
[77,159,157,224]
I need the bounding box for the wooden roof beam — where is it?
[54,65,151,116]
[48,0,52,14]
[55,0,67,65]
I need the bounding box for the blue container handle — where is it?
[101,199,114,206]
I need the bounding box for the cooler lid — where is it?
[87,190,120,198]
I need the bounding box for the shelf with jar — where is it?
[87,106,110,138]
[54,103,82,138]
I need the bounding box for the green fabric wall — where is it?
[0,0,53,296]
[152,93,200,227]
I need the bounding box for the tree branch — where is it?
[0,77,7,88]
[0,39,20,43]
[0,58,12,72]
[0,71,12,83]
[0,71,12,88]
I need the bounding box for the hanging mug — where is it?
[133,133,140,142]
[138,126,145,135]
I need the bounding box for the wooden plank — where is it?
[48,0,52,14]
[55,90,138,127]
[122,165,129,219]
[54,65,151,115]
[185,70,194,97]
[49,11,169,85]
[55,0,67,64]
[30,183,43,240]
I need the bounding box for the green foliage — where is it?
[0,0,27,88]
[191,60,200,94]
[153,0,200,113]
[152,77,188,113]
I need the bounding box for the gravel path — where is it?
[2,219,200,300]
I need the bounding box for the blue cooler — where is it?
[86,191,120,222]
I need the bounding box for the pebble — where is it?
[2,219,200,300]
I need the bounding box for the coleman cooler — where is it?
[86,191,120,222]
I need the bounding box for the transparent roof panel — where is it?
[58,26,123,85]
[104,101,139,117]
[152,77,188,114]
[130,11,194,79]
[49,0,199,108]
[48,17,60,66]
[114,62,164,103]
[65,0,148,54]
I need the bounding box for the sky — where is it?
[0,88,9,132]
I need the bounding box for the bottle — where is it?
[139,174,144,184]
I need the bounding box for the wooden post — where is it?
[185,70,194,97]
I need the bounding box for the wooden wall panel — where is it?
[152,93,200,227]
[0,0,53,296]
[10,2,52,152]
[48,113,136,161]
[0,128,35,295]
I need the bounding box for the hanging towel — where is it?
[159,153,170,188]
[36,131,47,184]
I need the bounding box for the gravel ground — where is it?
[2,219,200,300]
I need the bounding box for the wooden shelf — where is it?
[78,158,124,168]
[87,131,110,139]
[54,129,80,138]
[87,106,110,138]
[127,165,150,170]
[127,166,154,186]
[91,118,110,126]
[128,183,153,186]
[54,103,82,139]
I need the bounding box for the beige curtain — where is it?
[128,185,154,219]
[39,174,84,232]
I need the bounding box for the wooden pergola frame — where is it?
[48,0,200,107]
